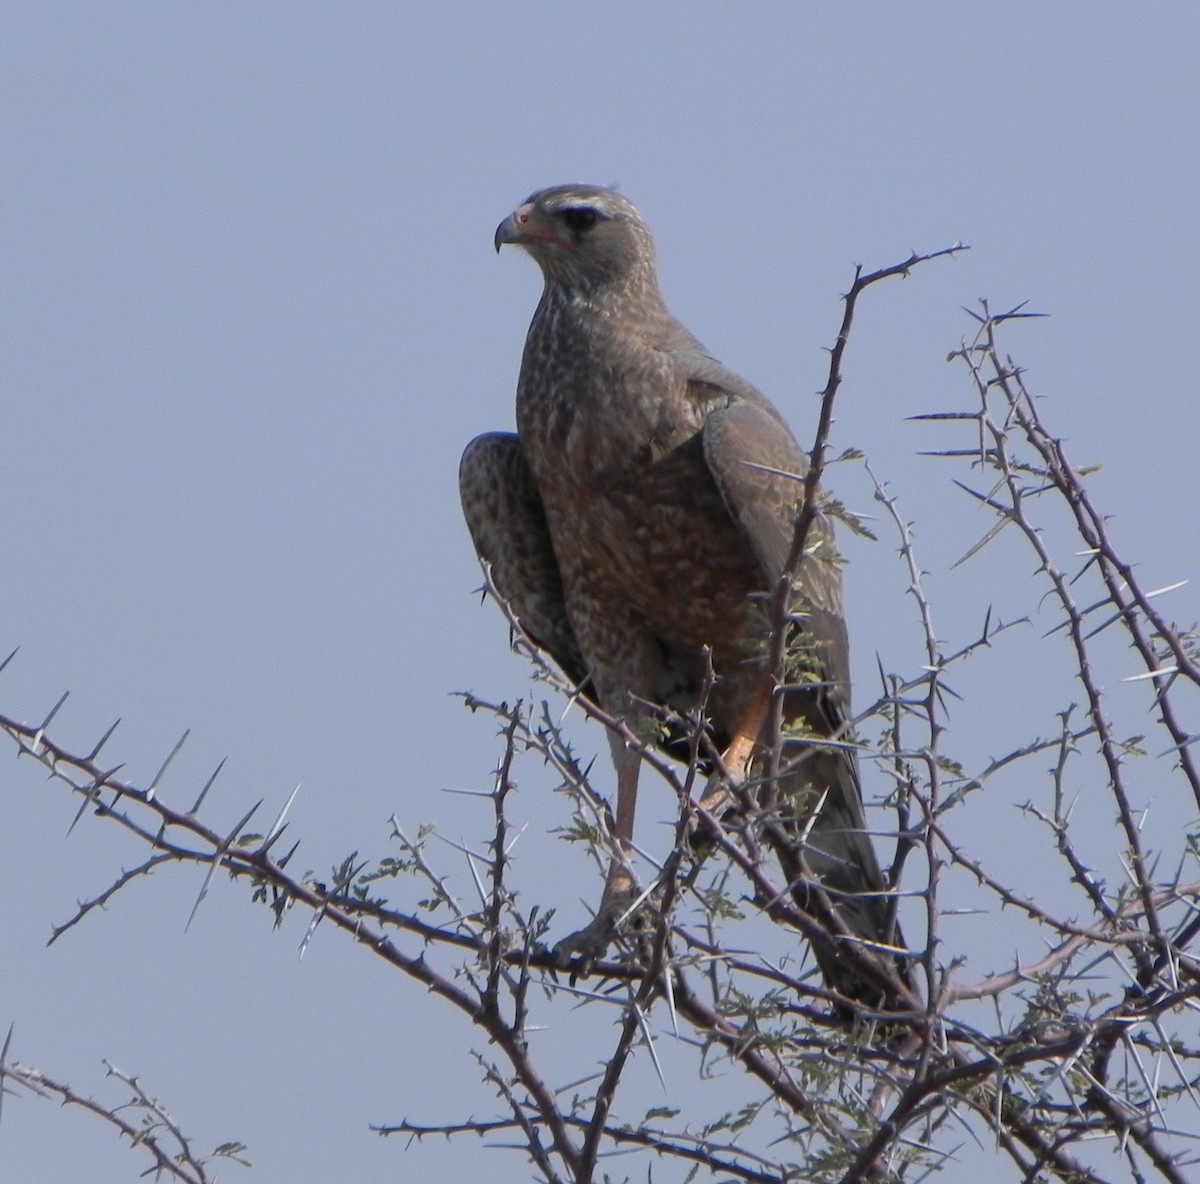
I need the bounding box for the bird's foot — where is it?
[550,887,642,978]
[687,782,750,856]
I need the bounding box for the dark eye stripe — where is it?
[562,207,598,232]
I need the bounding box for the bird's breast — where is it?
[536,425,765,653]
[516,334,697,488]
[512,302,765,652]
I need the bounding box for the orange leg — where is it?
[699,676,772,812]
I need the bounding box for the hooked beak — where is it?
[494,202,568,253]
[493,214,519,253]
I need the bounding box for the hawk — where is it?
[460,184,905,1006]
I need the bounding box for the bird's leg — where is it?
[550,731,643,970]
[698,675,772,818]
[608,737,639,894]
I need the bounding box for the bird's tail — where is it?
[764,741,911,1010]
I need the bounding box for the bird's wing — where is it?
[458,432,591,690]
[696,386,850,706]
[696,384,904,994]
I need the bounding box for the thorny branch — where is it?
[0,1028,249,1183]
[3,286,1199,1182]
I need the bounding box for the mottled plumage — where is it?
[460,185,905,1005]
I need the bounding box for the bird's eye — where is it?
[562,207,598,232]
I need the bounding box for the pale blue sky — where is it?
[2,5,1198,1180]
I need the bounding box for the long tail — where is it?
[767,742,911,1009]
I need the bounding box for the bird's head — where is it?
[494,185,657,293]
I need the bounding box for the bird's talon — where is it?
[549,889,639,976]
[688,784,747,854]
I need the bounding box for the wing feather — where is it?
[459,432,590,690]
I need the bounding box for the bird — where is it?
[459,184,907,1008]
